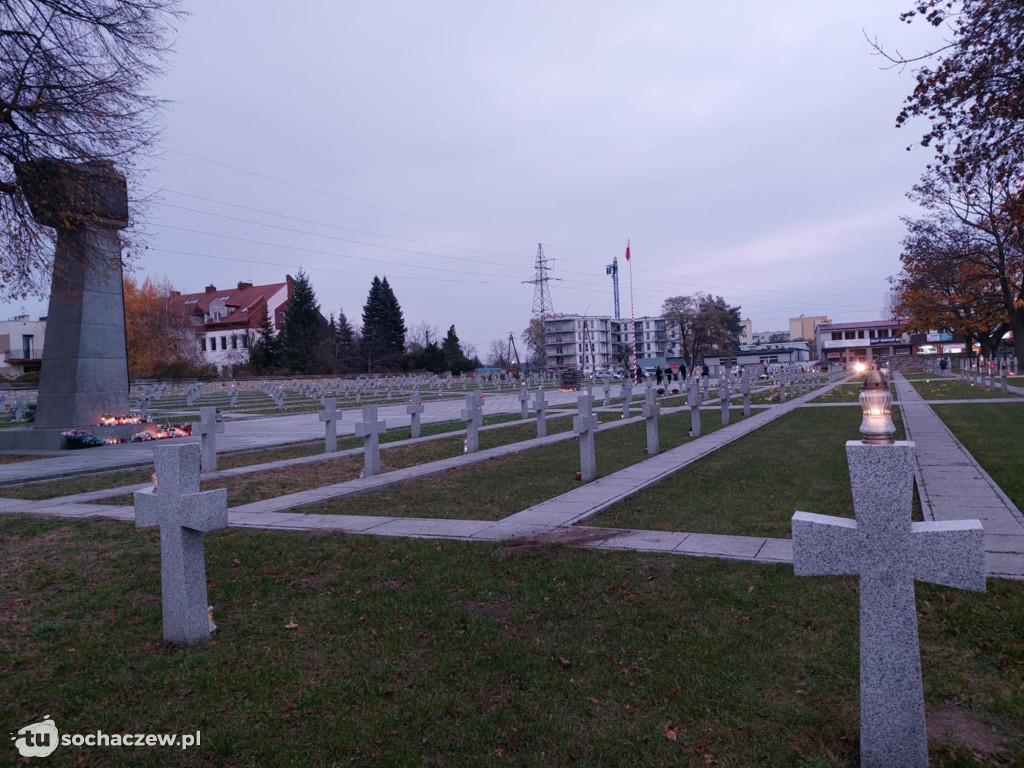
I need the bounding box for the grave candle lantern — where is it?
[859,369,894,445]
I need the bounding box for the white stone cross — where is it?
[354,404,386,476]
[406,394,424,439]
[602,380,611,405]
[719,379,731,426]
[134,444,227,645]
[741,373,751,417]
[229,386,238,408]
[620,382,632,419]
[191,406,224,473]
[573,394,599,482]
[518,385,530,419]
[642,385,660,455]
[461,393,483,453]
[533,388,548,437]
[688,376,702,437]
[792,441,985,767]
[319,398,338,452]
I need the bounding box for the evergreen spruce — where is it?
[249,303,281,373]
[379,276,406,357]
[279,270,327,374]
[334,308,356,371]
[360,275,406,370]
[442,324,473,373]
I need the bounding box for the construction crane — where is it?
[605,256,620,319]
[506,331,522,377]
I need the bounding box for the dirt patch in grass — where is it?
[927,704,1009,757]
[463,599,517,621]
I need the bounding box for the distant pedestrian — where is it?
[939,357,948,374]
[680,364,687,380]
[701,364,709,378]
[655,366,663,385]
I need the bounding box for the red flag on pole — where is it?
[625,239,631,261]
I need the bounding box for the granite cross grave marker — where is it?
[792,441,985,767]
[134,444,227,645]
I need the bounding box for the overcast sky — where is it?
[5,1,942,353]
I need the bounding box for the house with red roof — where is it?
[168,277,292,368]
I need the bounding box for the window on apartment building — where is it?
[845,331,855,340]
[242,335,249,349]
[221,336,227,350]
[857,330,865,339]
[831,332,841,341]
[200,337,206,352]
[231,335,237,349]
[869,330,876,339]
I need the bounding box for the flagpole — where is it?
[627,239,637,384]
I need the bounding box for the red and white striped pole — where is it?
[626,239,637,384]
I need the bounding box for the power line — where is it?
[160,146,608,255]
[153,152,891,302]
[151,196,882,304]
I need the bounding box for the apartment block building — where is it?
[543,314,674,371]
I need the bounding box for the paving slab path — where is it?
[2,377,839,571]
[0,388,588,484]
[894,373,1024,579]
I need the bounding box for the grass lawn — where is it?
[0,414,529,501]
[932,403,1024,511]
[0,453,55,464]
[588,406,913,538]
[811,384,865,404]
[302,408,757,521]
[92,413,622,508]
[1,515,1020,767]
[911,379,1020,401]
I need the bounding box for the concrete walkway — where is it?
[0,388,588,484]
[2,378,839,571]
[894,373,1024,579]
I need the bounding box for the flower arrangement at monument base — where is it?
[130,423,191,442]
[98,414,146,426]
[61,429,107,449]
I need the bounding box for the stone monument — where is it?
[2,159,146,449]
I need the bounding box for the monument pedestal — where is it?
[7,158,133,449]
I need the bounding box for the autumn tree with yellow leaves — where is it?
[123,274,203,379]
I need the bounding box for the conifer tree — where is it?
[379,276,406,357]
[333,308,356,371]
[249,303,281,373]
[360,275,406,370]
[279,270,327,374]
[442,324,473,373]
